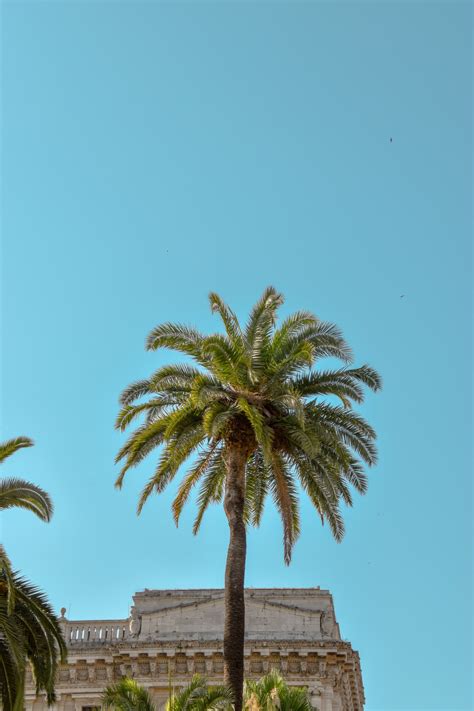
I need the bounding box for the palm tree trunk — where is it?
[223,443,247,711]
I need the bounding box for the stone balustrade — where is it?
[61,618,129,646]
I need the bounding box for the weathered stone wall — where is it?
[24,589,364,711]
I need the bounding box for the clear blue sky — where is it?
[1,2,472,710]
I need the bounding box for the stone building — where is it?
[25,588,365,711]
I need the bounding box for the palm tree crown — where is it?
[244,670,312,711]
[167,674,234,711]
[101,676,233,711]
[101,677,156,711]
[116,286,381,562]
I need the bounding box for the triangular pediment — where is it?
[134,589,340,642]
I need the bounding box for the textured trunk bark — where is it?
[223,444,247,711]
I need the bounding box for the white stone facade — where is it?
[25,588,364,711]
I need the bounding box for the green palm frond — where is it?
[101,677,155,711]
[190,375,228,410]
[341,456,368,494]
[245,287,284,377]
[150,364,205,391]
[193,454,227,534]
[308,403,377,465]
[145,323,208,364]
[245,287,283,347]
[116,286,380,562]
[273,321,353,367]
[167,675,233,711]
[0,572,67,711]
[168,674,207,711]
[209,292,245,354]
[236,399,273,461]
[136,424,205,514]
[293,364,381,402]
[119,379,154,406]
[292,453,345,541]
[0,545,15,614]
[0,437,52,524]
[245,450,269,527]
[244,670,312,711]
[115,395,183,432]
[172,443,221,525]
[271,311,318,356]
[202,403,235,439]
[114,415,175,486]
[278,686,313,711]
[269,453,300,564]
[193,685,234,711]
[201,336,245,385]
[0,438,34,465]
[0,478,53,522]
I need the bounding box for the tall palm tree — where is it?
[244,670,312,711]
[115,287,380,711]
[0,436,67,711]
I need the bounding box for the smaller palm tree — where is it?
[167,675,233,711]
[102,676,233,711]
[101,678,156,711]
[0,436,54,611]
[0,436,66,711]
[0,573,67,711]
[244,670,312,711]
